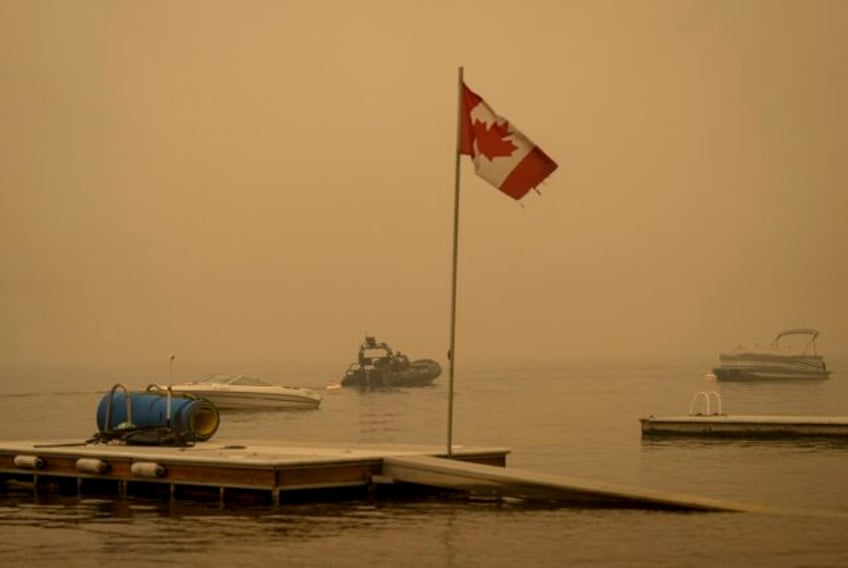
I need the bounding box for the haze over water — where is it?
[2,0,847,377]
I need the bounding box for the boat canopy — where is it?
[722,329,824,357]
[772,328,820,354]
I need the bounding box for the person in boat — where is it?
[388,352,401,372]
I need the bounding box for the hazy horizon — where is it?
[2,1,847,380]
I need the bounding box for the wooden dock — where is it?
[642,391,848,439]
[0,438,758,511]
[641,414,848,438]
[0,439,507,505]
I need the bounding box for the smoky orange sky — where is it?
[1,0,847,379]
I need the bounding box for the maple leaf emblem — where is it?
[472,119,517,160]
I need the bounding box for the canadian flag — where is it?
[459,82,558,200]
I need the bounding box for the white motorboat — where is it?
[151,373,322,410]
[712,328,831,381]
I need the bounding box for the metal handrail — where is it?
[772,328,820,355]
[689,391,723,416]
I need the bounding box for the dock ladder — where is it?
[688,390,723,416]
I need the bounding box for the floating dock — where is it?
[641,414,848,438]
[641,391,848,439]
[0,439,506,505]
[0,438,756,512]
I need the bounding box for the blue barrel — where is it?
[96,390,220,441]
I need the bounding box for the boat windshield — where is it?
[198,373,273,387]
[362,347,391,359]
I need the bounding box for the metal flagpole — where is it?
[447,66,464,458]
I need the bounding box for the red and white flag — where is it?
[459,82,557,200]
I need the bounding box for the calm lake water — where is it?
[1,360,847,567]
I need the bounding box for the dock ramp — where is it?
[383,455,759,512]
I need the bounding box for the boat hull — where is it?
[712,352,830,381]
[712,367,830,381]
[167,389,321,410]
[340,359,441,388]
